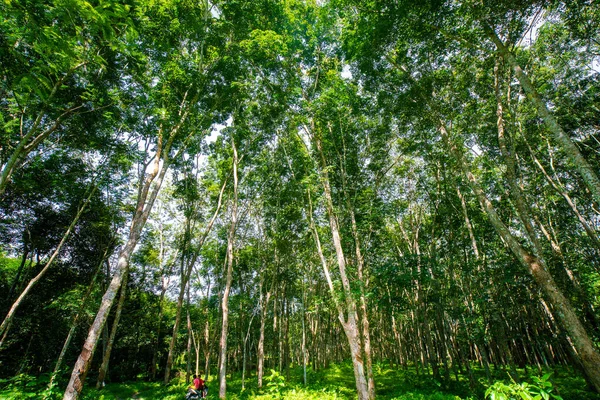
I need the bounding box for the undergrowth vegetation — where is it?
[1,362,598,400]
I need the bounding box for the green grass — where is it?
[1,363,598,399]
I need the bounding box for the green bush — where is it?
[485,373,563,400]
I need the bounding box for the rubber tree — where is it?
[62,0,233,396]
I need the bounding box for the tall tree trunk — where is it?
[456,187,480,259]
[439,121,600,393]
[241,309,255,390]
[192,329,200,376]
[301,282,308,386]
[218,138,238,399]
[306,126,369,400]
[349,208,375,399]
[164,252,189,384]
[63,129,173,400]
[151,211,177,381]
[257,275,272,388]
[48,247,111,390]
[96,267,129,388]
[203,277,212,383]
[164,172,226,384]
[186,289,193,383]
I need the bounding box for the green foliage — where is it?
[265,369,286,398]
[0,373,59,399]
[486,374,563,400]
[1,365,596,400]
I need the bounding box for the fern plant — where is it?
[485,373,563,400]
[265,369,286,398]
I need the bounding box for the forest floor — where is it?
[1,362,598,399]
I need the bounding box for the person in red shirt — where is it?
[186,375,202,399]
[192,374,206,398]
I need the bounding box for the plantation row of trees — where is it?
[0,0,598,399]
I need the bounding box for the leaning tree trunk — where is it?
[483,24,600,205]
[63,228,149,400]
[218,138,238,399]
[48,247,111,391]
[63,130,174,400]
[0,184,97,348]
[96,267,129,388]
[306,125,370,400]
[439,121,600,393]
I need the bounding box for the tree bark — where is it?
[164,170,226,384]
[439,121,600,393]
[96,267,129,388]
[218,138,238,399]
[48,247,111,390]
[301,282,308,386]
[257,274,272,388]
[164,250,189,384]
[63,128,174,399]
[186,289,193,383]
[349,208,375,399]
[306,126,369,400]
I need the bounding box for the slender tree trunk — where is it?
[218,139,238,399]
[301,283,308,386]
[306,127,369,400]
[186,289,193,383]
[204,318,210,382]
[6,233,29,305]
[96,267,129,388]
[203,278,212,383]
[164,255,189,384]
[241,309,255,390]
[165,173,226,384]
[257,277,272,389]
[151,267,172,380]
[0,184,97,347]
[151,213,176,381]
[456,187,480,259]
[484,24,600,205]
[63,131,172,400]
[524,137,600,250]
[349,208,375,399]
[439,121,600,393]
[48,247,111,391]
[192,330,200,376]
